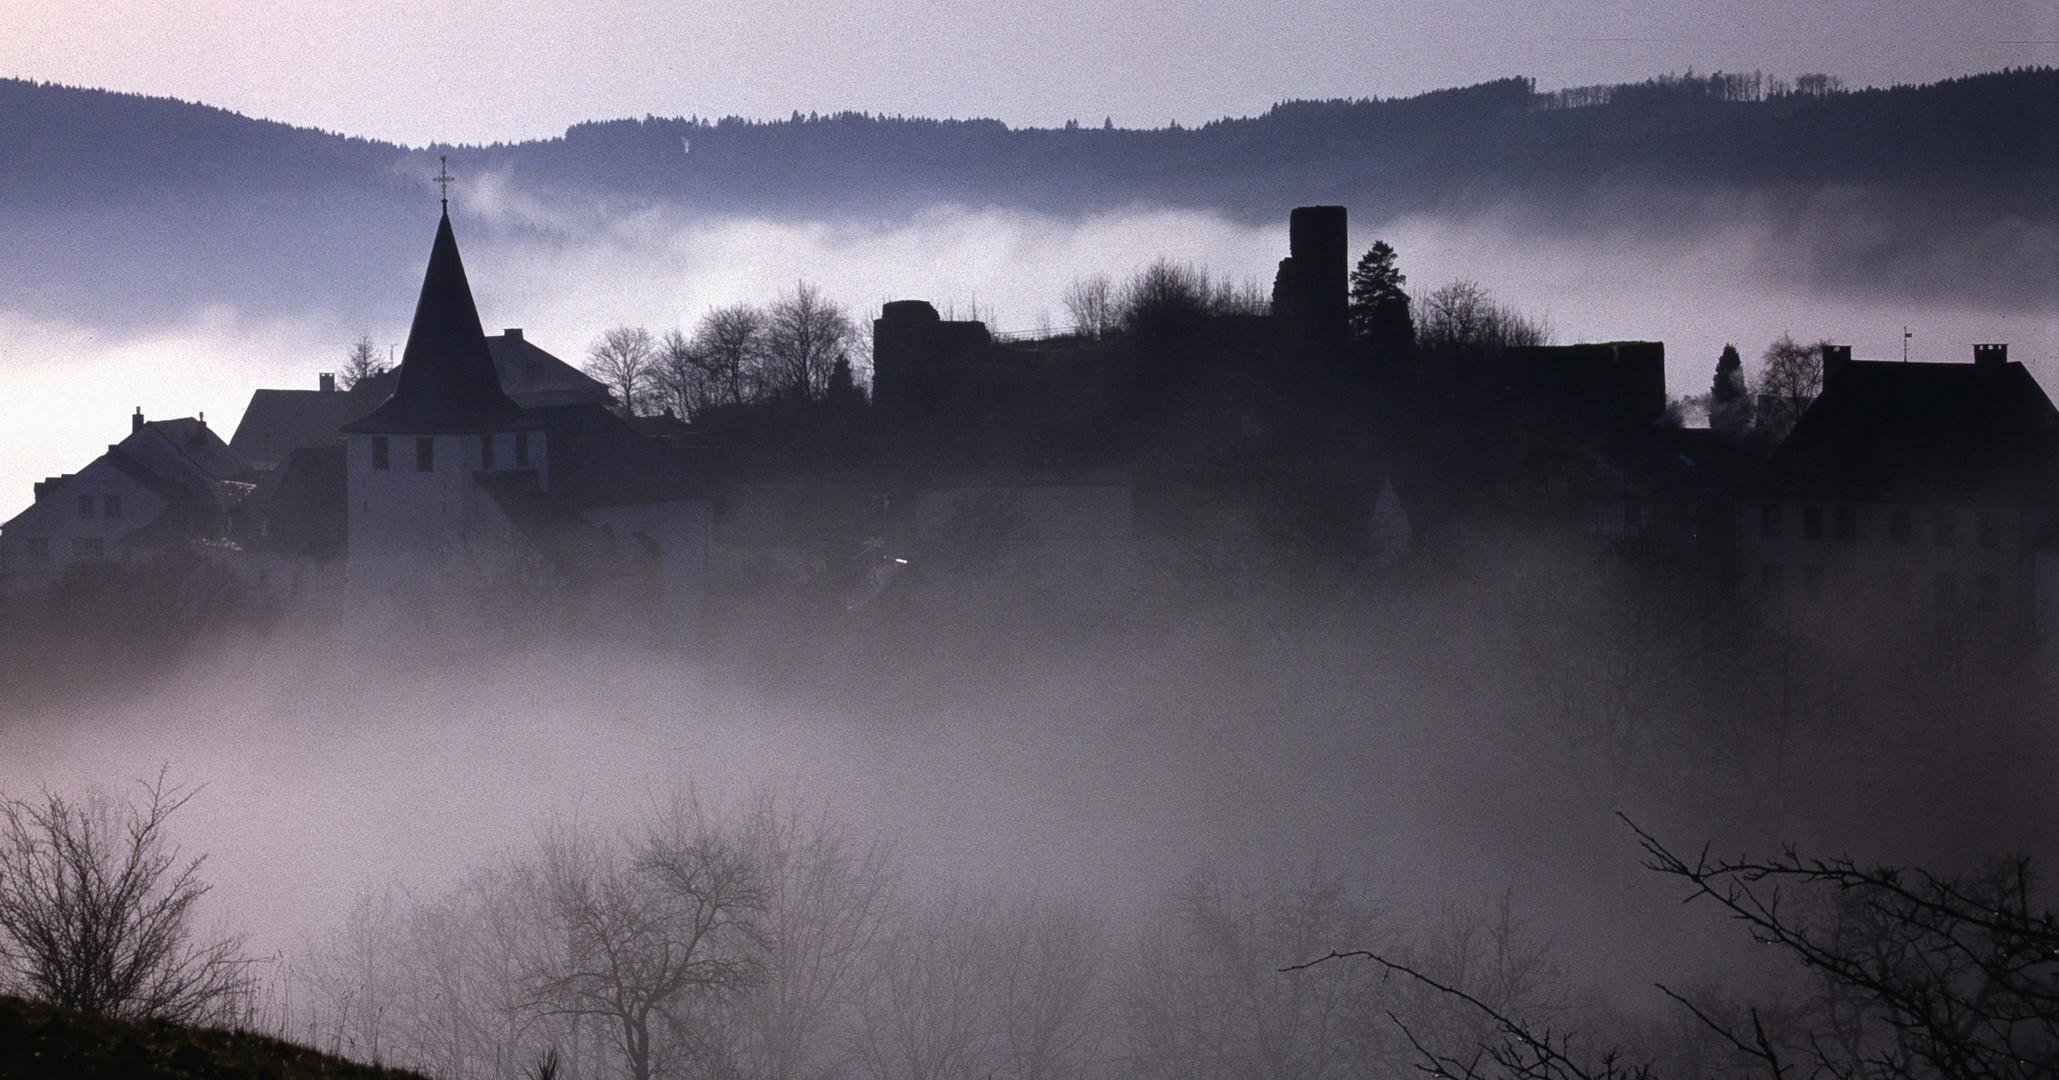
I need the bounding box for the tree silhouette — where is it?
[764,284,861,400]
[0,770,253,1024]
[340,331,385,390]
[1348,242,1415,359]
[1709,344,1751,440]
[585,326,659,416]
[1752,334,1824,446]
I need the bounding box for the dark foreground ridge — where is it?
[0,995,428,1080]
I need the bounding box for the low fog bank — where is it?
[3,193,2053,520]
[1,533,2048,1021]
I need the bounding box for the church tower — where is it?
[342,210,545,596]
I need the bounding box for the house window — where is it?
[515,431,531,468]
[103,494,122,520]
[1800,564,1824,600]
[1760,502,1782,540]
[371,436,390,470]
[1935,509,1956,548]
[416,437,434,472]
[76,494,94,520]
[1759,563,1784,597]
[1934,571,1958,607]
[1977,572,2001,610]
[1833,506,1856,542]
[481,434,496,470]
[1802,505,1824,541]
[1978,512,2002,550]
[71,537,103,560]
[1888,508,1911,545]
[23,537,49,562]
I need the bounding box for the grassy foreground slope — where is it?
[0,996,427,1080]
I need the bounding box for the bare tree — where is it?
[0,770,253,1024]
[1063,275,1118,339]
[341,332,386,390]
[533,794,766,1080]
[1120,259,1214,332]
[734,791,899,1080]
[1124,865,1385,1080]
[764,284,861,400]
[699,304,769,407]
[1752,334,1826,446]
[994,896,1108,1080]
[651,305,772,419]
[585,326,659,416]
[1416,280,1550,360]
[1302,823,2059,1080]
[852,893,1000,1080]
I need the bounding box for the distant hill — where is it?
[0,994,427,1080]
[0,69,2054,323]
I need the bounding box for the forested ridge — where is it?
[2,68,2053,220]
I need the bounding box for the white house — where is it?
[0,415,251,595]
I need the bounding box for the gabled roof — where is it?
[1761,359,2059,505]
[344,213,534,436]
[487,332,612,408]
[228,388,373,467]
[136,418,243,481]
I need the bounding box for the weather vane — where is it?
[434,155,455,213]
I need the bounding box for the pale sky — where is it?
[6,0,2058,146]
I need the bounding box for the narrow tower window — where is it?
[416,437,435,472]
[371,436,389,471]
[481,433,496,470]
[515,431,531,468]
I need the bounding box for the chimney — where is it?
[504,328,524,341]
[1821,344,1851,384]
[1975,343,2008,376]
[319,372,336,393]
[131,407,143,434]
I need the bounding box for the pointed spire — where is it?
[346,213,532,435]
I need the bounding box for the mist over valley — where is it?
[0,66,2055,1080]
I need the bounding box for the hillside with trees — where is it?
[0,68,2052,324]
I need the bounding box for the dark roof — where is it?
[1761,360,2059,504]
[344,214,535,435]
[487,332,612,408]
[138,418,244,481]
[100,447,189,502]
[228,388,372,467]
[529,403,707,508]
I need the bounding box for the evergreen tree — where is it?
[1347,242,1414,358]
[1709,343,1751,439]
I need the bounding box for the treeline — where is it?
[3,68,2055,221]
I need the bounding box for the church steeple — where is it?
[345,212,531,435]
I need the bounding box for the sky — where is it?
[5,0,2058,145]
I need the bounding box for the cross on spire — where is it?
[434,155,455,213]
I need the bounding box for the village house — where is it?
[1,210,714,621]
[0,413,253,595]
[1742,344,2059,635]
